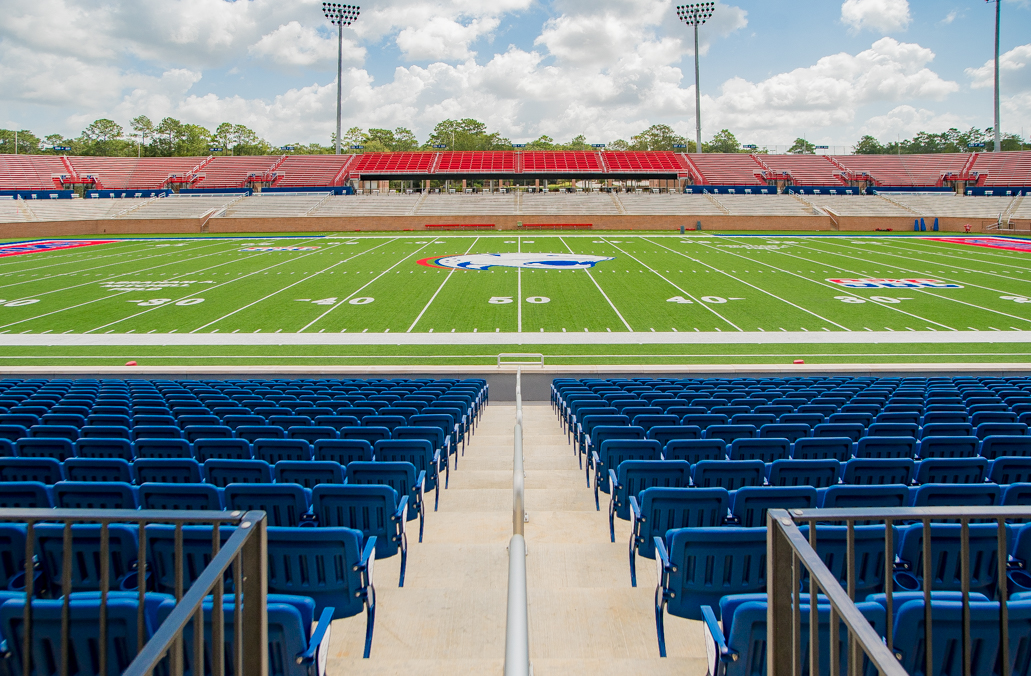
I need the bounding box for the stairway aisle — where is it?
[522,403,707,676]
[328,405,514,674]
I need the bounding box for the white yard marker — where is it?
[559,236,633,332]
[407,237,480,333]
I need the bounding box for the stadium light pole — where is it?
[987,0,1001,153]
[323,3,361,155]
[677,2,715,154]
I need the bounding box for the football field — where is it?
[1,232,1030,366]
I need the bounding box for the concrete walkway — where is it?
[326,402,706,674]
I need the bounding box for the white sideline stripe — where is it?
[601,237,742,331]
[297,238,435,333]
[799,241,1031,326]
[2,330,1030,347]
[0,239,232,299]
[737,243,957,331]
[83,236,329,334]
[647,237,851,331]
[559,236,633,332]
[192,238,399,333]
[882,238,1031,273]
[407,236,480,333]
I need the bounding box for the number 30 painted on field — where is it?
[0,299,40,307]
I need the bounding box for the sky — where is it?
[0,0,1029,149]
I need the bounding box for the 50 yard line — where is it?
[406,237,480,333]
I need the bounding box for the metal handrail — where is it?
[768,506,1031,676]
[0,508,268,676]
[505,369,531,676]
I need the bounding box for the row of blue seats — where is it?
[0,426,452,462]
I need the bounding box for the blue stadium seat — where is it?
[990,457,1031,484]
[222,414,266,429]
[728,438,789,463]
[314,415,360,431]
[606,460,691,540]
[193,437,252,462]
[131,424,183,440]
[894,523,1006,597]
[731,414,777,428]
[80,425,132,440]
[341,426,392,445]
[692,460,764,490]
[53,480,136,509]
[917,435,978,459]
[15,437,74,461]
[225,483,310,527]
[799,524,895,597]
[910,483,1002,508]
[275,460,344,488]
[766,459,840,488]
[577,414,630,454]
[758,423,810,443]
[842,458,914,485]
[235,425,287,443]
[916,457,987,484]
[287,426,338,443]
[628,487,730,587]
[631,414,679,431]
[374,439,444,510]
[345,461,426,542]
[254,438,312,464]
[64,457,132,483]
[0,457,62,484]
[855,436,916,459]
[591,439,663,505]
[203,458,273,486]
[730,486,817,528]
[0,427,26,444]
[265,526,376,656]
[584,426,646,480]
[311,484,408,587]
[702,425,757,444]
[980,435,1031,459]
[972,410,1019,426]
[0,481,52,508]
[361,415,406,432]
[662,438,725,464]
[647,426,701,447]
[781,413,826,428]
[85,414,132,429]
[682,414,729,430]
[139,482,222,510]
[976,422,1028,439]
[182,424,234,443]
[792,436,852,461]
[132,457,201,484]
[133,438,193,459]
[920,422,975,438]
[157,594,337,674]
[34,524,140,594]
[144,524,235,596]
[922,410,970,425]
[700,594,887,675]
[812,423,864,442]
[74,437,133,460]
[313,438,373,466]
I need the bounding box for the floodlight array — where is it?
[676,2,715,26]
[322,2,360,26]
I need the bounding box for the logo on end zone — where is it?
[417,253,614,270]
[828,278,963,289]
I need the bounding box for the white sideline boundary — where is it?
[1,330,1030,347]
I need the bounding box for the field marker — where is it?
[407,237,480,333]
[559,237,633,332]
[517,237,522,333]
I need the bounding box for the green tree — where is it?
[426,119,510,151]
[853,135,886,154]
[0,129,42,154]
[154,118,184,156]
[607,139,630,151]
[564,134,592,151]
[129,116,155,156]
[80,119,125,155]
[211,123,234,154]
[788,138,816,154]
[628,124,688,151]
[525,135,555,150]
[179,124,212,156]
[703,129,740,153]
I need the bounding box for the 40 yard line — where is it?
[406,236,480,333]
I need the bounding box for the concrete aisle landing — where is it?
[328,404,514,675]
[522,403,707,676]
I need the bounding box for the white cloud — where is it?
[859,105,967,139]
[841,0,911,34]
[940,10,958,25]
[396,17,499,61]
[966,44,1031,91]
[250,22,365,68]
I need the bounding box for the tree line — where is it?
[0,118,1026,156]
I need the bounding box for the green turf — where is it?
[1,232,1030,365]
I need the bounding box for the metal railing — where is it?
[768,506,1031,676]
[505,369,531,676]
[0,508,268,676]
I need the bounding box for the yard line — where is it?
[191,238,399,333]
[0,239,233,294]
[407,237,480,333]
[645,237,851,331]
[601,237,741,331]
[0,292,139,330]
[861,239,1031,283]
[559,236,633,332]
[792,240,1031,326]
[297,239,435,333]
[892,238,1031,271]
[0,240,158,275]
[82,237,332,334]
[517,236,522,333]
[744,245,957,331]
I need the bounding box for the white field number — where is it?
[489,297,514,304]
[126,298,205,307]
[525,297,550,304]
[668,296,733,304]
[349,297,375,305]
[1001,295,1031,304]
[835,296,909,304]
[0,299,40,307]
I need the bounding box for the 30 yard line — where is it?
[559,236,633,332]
[82,237,332,334]
[601,237,742,331]
[297,239,435,333]
[407,237,480,333]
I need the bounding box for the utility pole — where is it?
[323,3,361,155]
[677,3,715,154]
[989,0,1001,152]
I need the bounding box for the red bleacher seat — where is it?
[352,153,435,174]
[602,152,684,174]
[435,152,516,174]
[0,155,70,189]
[970,151,1031,186]
[687,154,765,185]
[760,155,848,186]
[194,156,281,189]
[275,156,353,187]
[522,152,602,173]
[834,154,969,187]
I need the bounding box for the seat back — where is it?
[34,524,139,594]
[979,435,1031,460]
[797,525,895,597]
[855,436,916,459]
[253,438,312,464]
[139,483,222,511]
[611,461,691,520]
[813,423,864,442]
[976,422,1028,440]
[662,439,725,464]
[766,459,840,488]
[74,437,134,460]
[287,425,338,443]
[703,425,757,444]
[991,458,1031,485]
[917,436,978,458]
[692,460,765,490]
[15,437,74,461]
[345,461,418,511]
[64,457,132,483]
[311,484,402,558]
[729,438,789,463]
[647,426,701,447]
[819,484,909,509]
[275,460,344,488]
[266,527,369,620]
[133,438,193,459]
[202,458,273,487]
[792,437,852,461]
[225,484,309,527]
[634,488,730,560]
[731,486,818,528]
[0,457,62,484]
[314,438,373,466]
[340,426,391,444]
[132,458,201,484]
[235,425,286,443]
[916,457,987,485]
[895,523,1005,597]
[0,481,52,508]
[843,458,914,485]
[758,424,811,443]
[392,426,446,451]
[53,480,136,509]
[910,483,1002,508]
[663,527,768,620]
[145,524,234,595]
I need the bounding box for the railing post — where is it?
[240,512,268,676]
[768,510,794,676]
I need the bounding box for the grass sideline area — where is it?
[0,232,1029,366]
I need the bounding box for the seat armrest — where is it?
[394,495,410,524]
[701,604,734,675]
[608,469,620,493]
[629,495,642,521]
[360,536,377,574]
[654,536,671,569]
[591,450,600,469]
[416,470,426,493]
[297,606,335,672]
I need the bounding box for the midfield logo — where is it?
[828,278,963,289]
[0,239,118,257]
[417,253,614,270]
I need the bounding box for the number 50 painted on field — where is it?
[489,297,550,304]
